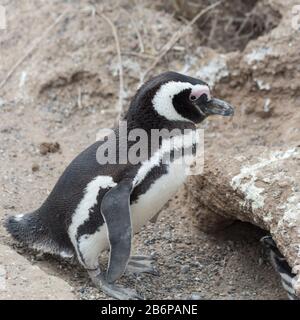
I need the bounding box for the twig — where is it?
[236,6,256,37]
[77,87,82,109]
[0,10,69,91]
[207,14,218,48]
[122,8,145,53]
[140,0,222,84]
[122,51,155,60]
[98,12,125,118]
[224,17,234,34]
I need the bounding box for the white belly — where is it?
[75,162,187,265]
[130,161,187,233]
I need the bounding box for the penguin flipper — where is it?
[101,178,133,283]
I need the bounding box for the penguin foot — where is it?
[100,282,143,300]
[130,255,154,261]
[126,255,159,276]
[88,269,143,300]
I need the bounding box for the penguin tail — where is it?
[5,212,74,258]
[5,211,46,247]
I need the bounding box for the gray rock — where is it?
[190,293,202,300]
[181,265,190,274]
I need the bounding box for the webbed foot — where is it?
[126,255,159,276]
[88,269,143,300]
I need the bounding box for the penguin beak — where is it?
[196,97,234,117]
[205,98,234,116]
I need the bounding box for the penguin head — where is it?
[128,71,234,125]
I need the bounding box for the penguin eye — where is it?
[189,95,197,101]
[197,94,209,103]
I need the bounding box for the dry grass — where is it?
[157,0,281,52]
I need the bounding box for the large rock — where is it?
[0,244,75,300]
[184,147,299,288]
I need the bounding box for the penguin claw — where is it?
[126,256,159,276]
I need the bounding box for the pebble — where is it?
[39,142,60,155]
[181,265,190,274]
[32,163,40,172]
[164,231,172,240]
[190,293,202,300]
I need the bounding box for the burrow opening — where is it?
[158,0,282,52]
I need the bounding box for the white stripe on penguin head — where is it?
[152,81,210,122]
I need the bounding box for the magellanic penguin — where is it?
[5,71,234,299]
[261,236,299,300]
